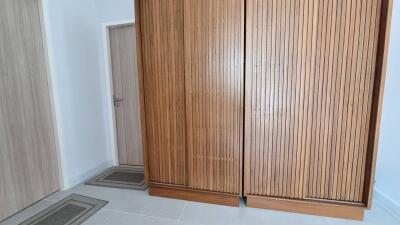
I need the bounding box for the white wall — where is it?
[94,0,136,166]
[42,0,113,189]
[96,0,134,23]
[41,0,136,189]
[375,0,400,216]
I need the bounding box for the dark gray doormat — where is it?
[19,194,107,225]
[85,166,147,190]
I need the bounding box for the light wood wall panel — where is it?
[0,0,60,220]
[139,0,187,185]
[245,0,383,203]
[184,0,245,194]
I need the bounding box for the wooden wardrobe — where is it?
[135,0,392,220]
[135,0,245,206]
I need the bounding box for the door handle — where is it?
[113,95,124,107]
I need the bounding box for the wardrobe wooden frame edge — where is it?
[149,183,241,207]
[247,195,365,220]
[364,0,393,209]
[134,0,150,183]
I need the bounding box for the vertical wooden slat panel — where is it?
[289,0,300,199]
[140,0,187,185]
[346,0,364,201]
[185,0,244,194]
[245,0,384,203]
[324,0,338,199]
[353,0,374,201]
[362,0,383,203]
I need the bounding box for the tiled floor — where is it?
[1,184,399,225]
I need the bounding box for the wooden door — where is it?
[139,0,187,185]
[0,0,60,221]
[110,24,143,166]
[245,0,384,203]
[184,0,245,194]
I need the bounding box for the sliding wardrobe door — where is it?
[139,0,187,185]
[184,0,245,195]
[0,0,60,221]
[244,0,391,218]
[137,0,244,203]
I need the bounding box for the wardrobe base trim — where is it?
[149,183,240,207]
[246,195,365,220]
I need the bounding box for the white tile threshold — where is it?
[1,184,399,225]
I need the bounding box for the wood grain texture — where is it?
[137,0,392,211]
[184,0,244,194]
[149,183,240,207]
[244,0,384,203]
[364,0,393,208]
[0,0,60,221]
[134,0,150,183]
[139,0,187,185]
[138,0,244,194]
[247,195,365,220]
[110,25,143,166]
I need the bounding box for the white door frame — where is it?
[102,20,135,166]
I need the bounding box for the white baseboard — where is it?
[62,160,113,190]
[374,189,400,220]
